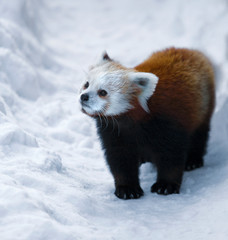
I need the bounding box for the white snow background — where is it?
[0,0,228,239]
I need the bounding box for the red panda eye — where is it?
[98,89,108,97]
[84,81,89,89]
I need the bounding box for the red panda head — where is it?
[79,52,158,117]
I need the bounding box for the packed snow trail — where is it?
[0,0,228,239]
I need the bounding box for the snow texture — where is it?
[0,0,228,239]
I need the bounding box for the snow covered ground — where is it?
[0,0,228,239]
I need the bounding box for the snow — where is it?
[0,0,228,239]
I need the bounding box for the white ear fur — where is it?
[128,72,159,112]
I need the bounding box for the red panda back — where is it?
[134,48,215,132]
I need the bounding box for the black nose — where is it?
[81,93,89,102]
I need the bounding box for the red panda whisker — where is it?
[111,116,115,134]
[97,112,102,128]
[114,116,120,136]
[100,111,109,131]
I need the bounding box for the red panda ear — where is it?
[101,51,112,62]
[128,72,159,112]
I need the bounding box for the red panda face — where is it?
[79,67,132,117]
[79,52,159,117]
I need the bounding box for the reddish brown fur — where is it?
[131,47,215,132]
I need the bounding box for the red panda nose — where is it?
[81,93,89,102]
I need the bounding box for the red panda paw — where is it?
[114,185,144,200]
[185,158,204,171]
[151,181,180,195]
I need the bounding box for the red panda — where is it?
[79,48,215,200]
